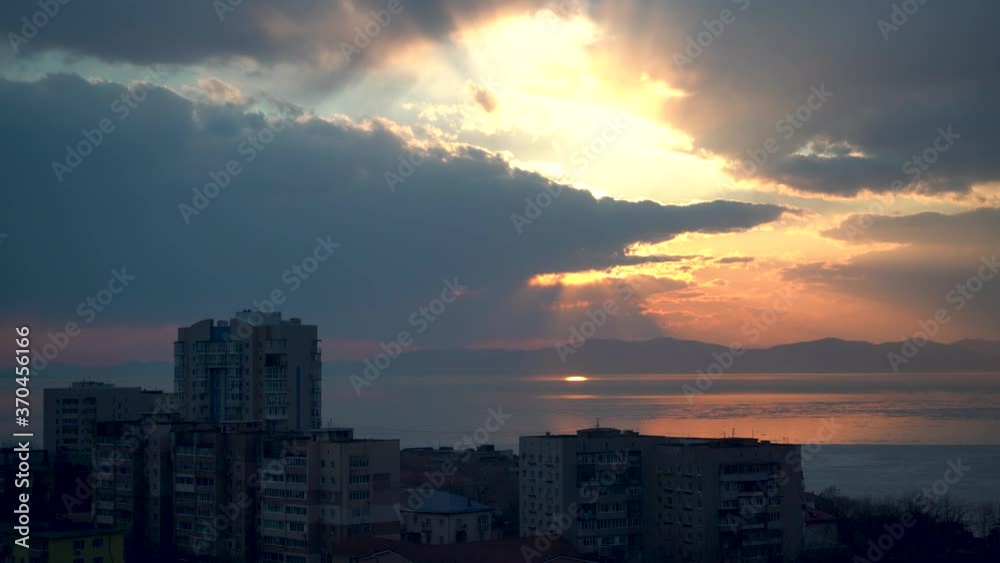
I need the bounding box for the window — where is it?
[288,521,305,532]
[73,540,85,549]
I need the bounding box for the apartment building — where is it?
[172,420,264,563]
[92,414,181,561]
[399,490,494,544]
[519,428,664,561]
[44,381,169,461]
[256,428,400,563]
[519,429,804,562]
[654,438,804,562]
[173,312,322,431]
[141,423,400,562]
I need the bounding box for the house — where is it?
[399,490,494,544]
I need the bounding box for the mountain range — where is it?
[327,337,999,377]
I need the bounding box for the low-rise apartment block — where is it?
[44,381,169,462]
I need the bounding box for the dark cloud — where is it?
[716,256,754,264]
[785,207,1000,339]
[7,1,996,197]
[0,74,786,348]
[823,208,1000,247]
[1,0,541,65]
[595,0,1000,196]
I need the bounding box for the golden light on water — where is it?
[564,375,589,382]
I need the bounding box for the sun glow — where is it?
[564,375,589,382]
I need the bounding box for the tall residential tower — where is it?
[173,312,322,431]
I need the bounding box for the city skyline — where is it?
[3,1,1000,562]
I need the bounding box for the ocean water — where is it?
[11,369,1000,502]
[329,371,1000,501]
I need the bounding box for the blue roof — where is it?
[402,490,493,514]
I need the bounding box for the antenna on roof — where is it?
[595,417,600,429]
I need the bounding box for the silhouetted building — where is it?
[654,438,804,562]
[92,413,181,561]
[519,429,804,562]
[174,312,322,431]
[44,381,169,463]
[399,490,494,544]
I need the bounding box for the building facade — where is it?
[173,312,322,432]
[520,428,663,561]
[43,381,168,461]
[519,429,804,562]
[399,490,494,544]
[92,414,181,560]
[654,438,804,562]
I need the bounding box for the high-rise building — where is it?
[519,428,804,562]
[169,425,400,562]
[519,428,664,561]
[654,438,804,562]
[43,381,169,462]
[92,413,182,561]
[173,312,322,431]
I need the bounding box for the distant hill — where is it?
[9,338,998,390]
[326,337,1000,377]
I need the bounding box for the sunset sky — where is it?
[2,0,997,363]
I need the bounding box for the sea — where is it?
[328,371,1000,502]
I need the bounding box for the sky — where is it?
[1,0,998,364]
